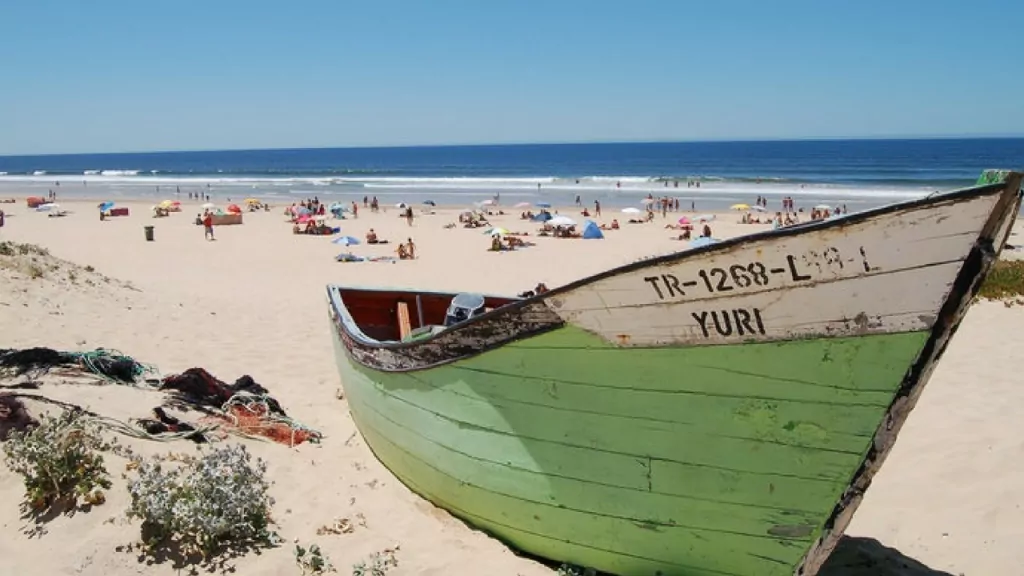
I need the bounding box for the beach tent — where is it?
[581,220,604,240]
[531,211,553,222]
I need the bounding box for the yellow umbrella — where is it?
[159,200,174,208]
[730,203,750,210]
[245,198,260,204]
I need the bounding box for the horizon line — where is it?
[3,133,1024,159]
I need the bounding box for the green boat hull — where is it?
[332,323,930,576]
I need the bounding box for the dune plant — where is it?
[295,542,336,574]
[126,443,276,556]
[351,547,398,576]
[1,410,113,513]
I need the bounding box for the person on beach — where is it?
[594,200,601,217]
[203,211,215,240]
[405,206,414,226]
[406,238,416,259]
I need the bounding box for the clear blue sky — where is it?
[2,0,1022,155]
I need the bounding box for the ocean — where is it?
[1,138,1022,211]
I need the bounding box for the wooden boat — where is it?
[327,170,1022,576]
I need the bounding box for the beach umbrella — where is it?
[689,236,720,249]
[332,235,361,246]
[296,206,312,215]
[202,203,215,209]
[678,216,691,225]
[693,214,716,222]
[548,215,576,227]
[226,204,242,214]
[730,203,750,210]
[36,203,55,212]
[98,201,114,212]
[396,202,407,208]
[535,201,552,208]
[622,207,641,214]
[245,198,260,204]
[486,227,510,236]
[159,200,174,208]
[514,202,531,208]
[296,215,313,224]
[423,200,436,206]
[814,204,831,211]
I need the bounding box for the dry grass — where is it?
[0,241,129,288]
[979,260,1024,301]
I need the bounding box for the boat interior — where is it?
[332,288,520,343]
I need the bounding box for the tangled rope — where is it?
[1,349,323,448]
[0,393,212,443]
[217,394,323,447]
[65,349,159,385]
[0,347,158,386]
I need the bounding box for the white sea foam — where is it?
[0,171,934,201]
[100,169,140,176]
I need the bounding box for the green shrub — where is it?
[2,410,113,513]
[126,444,276,556]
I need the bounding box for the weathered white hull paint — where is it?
[548,191,1012,347]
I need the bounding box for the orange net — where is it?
[200,398,321,448]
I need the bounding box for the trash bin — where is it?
[144,225,155,242]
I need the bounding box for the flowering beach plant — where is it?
[126,443,276,556]
[2,410,113,513]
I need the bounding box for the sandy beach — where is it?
[1,196,1022,576]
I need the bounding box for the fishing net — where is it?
[211,396,321,447]
[0,347,157,385]
[0,348,322,447]
[160,368,320,447]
